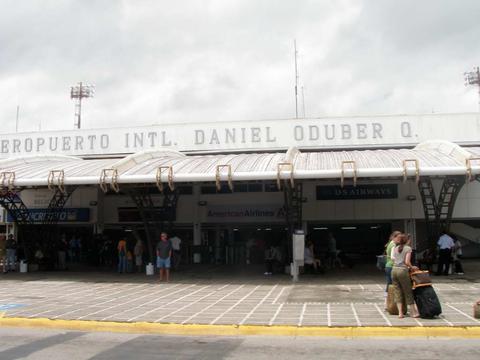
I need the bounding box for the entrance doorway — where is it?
[195,225,288,266]
[307,222,391,265]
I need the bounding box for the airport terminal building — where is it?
[1,112,480,268]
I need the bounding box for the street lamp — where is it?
[464,67,480,111]
[70,82,95,129]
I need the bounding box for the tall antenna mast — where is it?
[301,86,306,118]
[294,40,299,119]
[15,105,19,132]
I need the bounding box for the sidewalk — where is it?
[0,261,479,336]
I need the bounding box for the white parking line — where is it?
[181,285,246,324]
[440,315,454,326]
[271,286,287,304]
[153,284,230,322]
[268,303,284,326]
[446,304,480,323]
[374,303,392,326]
[240,285,278,325]
[210,285,261,325]
[298,303,307,326]
[51,283,155,319]
[83,284,196,321]
[350,303,361,326]
[327,303,331,327]
[124,284,208,322]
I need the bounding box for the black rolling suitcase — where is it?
[413,285,442,319]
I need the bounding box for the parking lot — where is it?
[1,262,479,329]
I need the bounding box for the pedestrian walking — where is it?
[436,230,455,276]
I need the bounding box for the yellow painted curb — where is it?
[0,317,480,338]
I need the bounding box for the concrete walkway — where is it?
[0,261,479,334]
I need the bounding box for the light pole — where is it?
[70,82,95,129]
[464,67,480,111]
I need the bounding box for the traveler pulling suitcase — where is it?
[413,285,442,318]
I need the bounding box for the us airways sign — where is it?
[1,113,479,158]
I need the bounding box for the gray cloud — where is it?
[0,0,479,133]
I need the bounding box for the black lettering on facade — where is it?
[401,122,412,138]
[372,123,383,138]
[24,138,33,152]
[294,126,304,141]
[195,130,204,145]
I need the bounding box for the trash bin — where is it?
[20,260,28,273]
[146,262,154,276]
[193,253,201,264]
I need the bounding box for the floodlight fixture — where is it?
[464,67,480,111]
[70,82,95,129]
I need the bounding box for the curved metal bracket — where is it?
[0,171,15,190]
[402,159,420,183]
[48,170,66,193]
[216,165,233,191]
[156,166,174,192]
[277,162,294,190]
[100,168,119,193]
[466,157,480,182]
[340,160,357,188]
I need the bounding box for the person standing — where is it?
[169,234,182,270]
[384,230,401,309]
[4,234,17,273]
[327,232,337,269]
[391,233,420,318]
[57,234,68,270]
[453,236,464,275]
[436,230,455,276]
[134,238,144,273]
[156,232,172,282]
[117,237,127,273]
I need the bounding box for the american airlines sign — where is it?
[0,113,479,158]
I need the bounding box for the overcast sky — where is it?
[1,0,479,133]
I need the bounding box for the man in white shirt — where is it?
[169,234,182,270]
[436,231,455,276]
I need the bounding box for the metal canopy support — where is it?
[418,175,465,249]
[466,157,480,182]
[156,166,174,192]
[403,159,420,183]
[0,188,34,261]
[283,181,303,261]
[277,162,294,190]
[1,172,16,190]
[43,186,77,225]
[215,165,233,191]
[48,170,66,193]
[127,186,180,263]
[0,189,32,225]
[340,160,357,188]
[100,168,119,193]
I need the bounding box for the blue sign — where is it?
[7,208,90,223]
